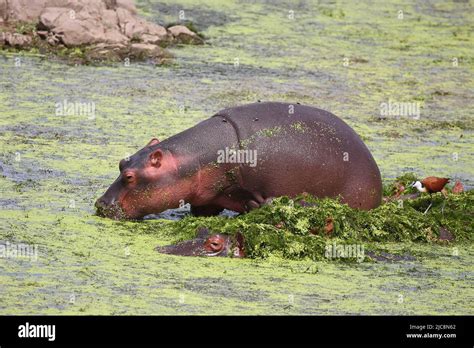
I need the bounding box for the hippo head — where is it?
[156,228,245,258]
[95,138,184,220]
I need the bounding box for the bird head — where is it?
[411,181,423,192]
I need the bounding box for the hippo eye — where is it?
[204,237,224,253]
[210,242,221,250]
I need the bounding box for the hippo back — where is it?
[212,102,382,209]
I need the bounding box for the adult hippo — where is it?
[95,102,382,219]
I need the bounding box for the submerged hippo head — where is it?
[95,138,185,220]
[156,228,245,258]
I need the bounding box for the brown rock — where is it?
[46,0,106,16]
[145,22,168,39]
[168,25,201,44]
[116,7,168,41]
[3,32,32,47]
[40,6,129,46]
[130,42,162,56]
[39,7,70,30]
[37,30,49,38]
[101,9,118,28]
[116,7,141,37]
[6,0,47,22]
[103,28,128,44]
[140,33,161,45]
[116,0,136,14]
[0,0,192,62]
[0,0,7,23]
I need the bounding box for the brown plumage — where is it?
[421,177,450,193]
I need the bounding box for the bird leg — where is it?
[423,202,433,214]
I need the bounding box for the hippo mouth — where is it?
[95,201,128,220]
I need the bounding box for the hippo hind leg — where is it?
[191,204,224,217]
[340,175,382,210]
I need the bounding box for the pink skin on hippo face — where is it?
[95,138,186,220]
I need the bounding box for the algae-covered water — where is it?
[1,0,473,314]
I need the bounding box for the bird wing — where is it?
[422,177,450,192]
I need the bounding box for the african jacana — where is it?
[412,177,450,194]
[412,177,450,214]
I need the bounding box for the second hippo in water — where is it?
[156,228,245,257]
[96,102,382,219]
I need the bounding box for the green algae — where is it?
[159,178,473,262]
[1,0,473,315]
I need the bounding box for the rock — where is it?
[116,0,136,14]
[130,43,162,57]
[40,8,100,45]
[101,9,118,29]
[103,28,128,44]
[46,33,60,45]
[2,32,32,47]
[115,7,140,37]
[37,30,49,38]
[86,42,127,61]
[38,7,70,30]
[145,22,168,39]
[6,0,47,22]
[39,6,128,46]
[168,25,201,44]
[46,0,106,16]
[0,0,7,23]
[0,0,201,62]
[116,7,168,42]
[140,33,161,45]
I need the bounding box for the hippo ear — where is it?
[147,138,160,147]
[234,231,245,257]
[196,227,210,239]
[149,149,163,167]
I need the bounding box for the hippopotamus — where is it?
[95,102,382,220]
[156,228,245,257]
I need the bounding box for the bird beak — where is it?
[410,182,415,187]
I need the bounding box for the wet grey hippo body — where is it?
[96,102,382,219]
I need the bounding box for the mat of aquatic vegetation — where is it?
[1,0,473,314]
[162,180,473,262]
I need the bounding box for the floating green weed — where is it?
[162,175,472,261]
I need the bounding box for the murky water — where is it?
[0,0,473,314]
